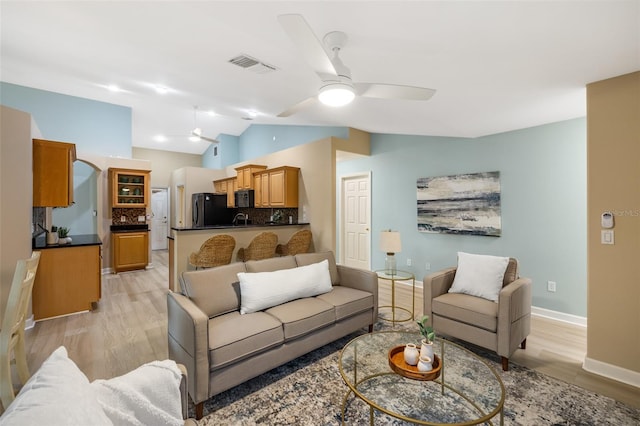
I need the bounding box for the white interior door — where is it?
[341,173,371,270]
[151,188,169,250]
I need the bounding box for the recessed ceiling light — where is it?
[153,135,167,142]
[107,84,121,93]
[247,110,259,118]
[154,85,169,94]
[207,110,217,117]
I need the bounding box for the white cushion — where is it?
[91,360,183,426]
[238,259,332,314]
[0,346,112,426]
[448,252,509,302]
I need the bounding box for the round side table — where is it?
[375,269,415,326]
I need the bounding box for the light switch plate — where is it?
[601,230,614,244]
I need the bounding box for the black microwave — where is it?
[235,189,254,208]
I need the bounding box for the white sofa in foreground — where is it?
[0,346,196,426]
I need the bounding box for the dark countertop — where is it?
[33,233,102,249]
[110,224,149,233]
[171,222,310,232]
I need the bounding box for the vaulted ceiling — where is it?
[2,1,638,154]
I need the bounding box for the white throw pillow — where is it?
[0,346,112,426]
[238,259,332,314]
[448,252,509,302]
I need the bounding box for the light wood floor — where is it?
[20,251,640,411]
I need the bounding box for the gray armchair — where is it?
[423,257,532,371]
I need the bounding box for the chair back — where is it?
[189,235,236,268]
[242,232,278,261]
[1,252,40,410]
[276,229,312,256]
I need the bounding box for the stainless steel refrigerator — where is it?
[192,193,231,227]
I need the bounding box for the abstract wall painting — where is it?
[417,171,502,237]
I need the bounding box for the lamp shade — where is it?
[380,231,402,254]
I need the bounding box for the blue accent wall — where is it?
[237,124,349,164]
[0,82,132,157]
[202,133,239,169]
[337,118,587,317]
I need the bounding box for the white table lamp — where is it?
[380,230,402,274]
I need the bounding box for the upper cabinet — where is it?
[235,164,267,190]
[33,139,77,207]
[267,166,299,207]
[109,168,151,208]
[213,176,237,207]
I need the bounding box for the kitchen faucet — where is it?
[233,212,248,226]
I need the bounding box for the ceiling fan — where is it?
[171,106,220,144]
[277,14,436,117]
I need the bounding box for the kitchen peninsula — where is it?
[168,222,310,292]
[32,233,102,320]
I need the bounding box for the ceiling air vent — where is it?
[228,54,277,74]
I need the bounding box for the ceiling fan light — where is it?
[188,135,201,142]
[192,127,202,136]
[318,83,355,107]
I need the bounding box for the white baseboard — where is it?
[583,356,640,388]
[531,306,587,327]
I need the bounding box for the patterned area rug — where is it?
[195,324,640,425]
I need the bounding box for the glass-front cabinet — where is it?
[109,168,151,207]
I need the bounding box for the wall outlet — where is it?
[425,262,431,271]
[138,215,145,222]
[120,216,126,222]
[406,258,412,266]
[547,281,557,292]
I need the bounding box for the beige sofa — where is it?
[167,251,378,419]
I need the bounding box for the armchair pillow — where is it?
[448,252,509,302]
[238,259,332,314]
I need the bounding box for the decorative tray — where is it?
[388,345,441,381]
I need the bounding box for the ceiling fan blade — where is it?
[355,83,436,101]
[278,14,337,77]
[199,135,220,144]
[277,96,317,117]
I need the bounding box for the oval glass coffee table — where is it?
[338,331,505,425]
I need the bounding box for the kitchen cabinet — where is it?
[109,168,150,208]
[235,164,267,189]
[268,166,299,207]
[213,177,237,207]
[33,139,76,207]
[32,239,101,320]
[112,231,149,273]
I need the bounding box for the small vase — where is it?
[403,343,419,366]
[420,339,434,360]
[417,355,433,372]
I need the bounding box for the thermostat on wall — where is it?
[601,211,614,229]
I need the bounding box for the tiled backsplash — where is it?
[112,208,147,225]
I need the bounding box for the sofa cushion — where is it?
[181,262,246,318]
[432,293,498,332]
[449,252,509,302]
[265,298,335,340]
[90,360,183,426]
[0,346,113,426]
[295,252,340,285]
[208,311,284,370]
[238,260,332,314]
[245,255,297,273]
[316,286,373,320]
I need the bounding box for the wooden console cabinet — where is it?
[33,139,76,207]
[111,231,149,273]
